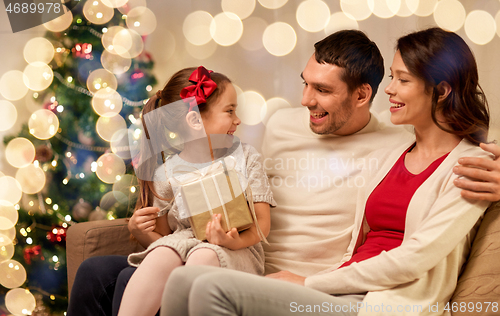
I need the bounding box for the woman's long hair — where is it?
[134,67,231,211]
[397,27,489,145]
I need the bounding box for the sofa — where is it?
[66,203,500,315]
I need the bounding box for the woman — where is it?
[161,27,492,316]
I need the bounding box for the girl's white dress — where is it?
[128,143,276,275]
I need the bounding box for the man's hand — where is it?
[266,271,306,286]
[206,214,243,249]
[128,206,158,237]
[454,142,500,202]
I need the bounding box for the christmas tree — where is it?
[1,1,157,314]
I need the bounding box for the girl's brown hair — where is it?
[135,67,231,210]
[397,27,489,145]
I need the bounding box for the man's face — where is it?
[301,55,356,136]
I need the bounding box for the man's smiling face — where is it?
[301,55,357,136]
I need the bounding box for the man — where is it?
[160,30,500,316]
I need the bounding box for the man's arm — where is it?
[454,142,500,202]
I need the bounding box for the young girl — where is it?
[117,66,275,316]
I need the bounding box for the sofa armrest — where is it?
[451,203,500,315]
[66,218,145,296]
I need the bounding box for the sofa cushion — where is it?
[66,219,144,297]
[451,202,500,315]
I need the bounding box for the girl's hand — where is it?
[205,214,242,249]
[128,207,159,237]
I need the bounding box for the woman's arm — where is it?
[128,207,172,248]
[206,202,270,250]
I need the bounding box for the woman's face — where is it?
[385,51,433,129]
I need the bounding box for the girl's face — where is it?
[385,50,433,129]
[201,83,241,137]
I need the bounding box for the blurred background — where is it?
[0,0,499,314]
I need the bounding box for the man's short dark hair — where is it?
[314,30,384,103]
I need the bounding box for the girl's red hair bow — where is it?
[180,66,218,111]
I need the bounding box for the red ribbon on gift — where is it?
[180,66,217,111]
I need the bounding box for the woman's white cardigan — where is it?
[304,139,492,316]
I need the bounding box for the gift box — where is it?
[180,163,254,241]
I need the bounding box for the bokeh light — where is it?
[87,69,118,94]
[114,28,144,58]
[210,12,244,46]
[23,37,54,65]
[222,0,256,20]
[185,39,218,60]
[15,164,46,194]
[95,153,126,184]
[369,0,400,19]
[0,240,14,262]
[261,97,291,125]
[160,31,176,61]
[83,0,115,25]
[0,70,29,101]
[433,0,465,32]
[0,233,12,246]
[258,0,288,9]
[296,0,330,32]
[239,17,267,51]
[408,0,437,17]
[23,62,53,91]
[0,260,27,288]
[118,0,146,14]
[0,100,18,132]
[102,26,127,54]
[112,174,139,199]
[100,191,128,211]
[237,91,266,125]
[0,201,18,230]
[263,22,297,56]
[325,12,359,35]
[43,10,73,32]
[92,88,123,117]
[101,0,128,8]
[0,228,16,243]
[5,138,35,168]
[5,288,36,316]
[465,10,496,45]
[396,0,416,17]
[183,11,214,46]
[0,177,22,205]
[96,114,127,141]
[110,129,133,159]
[101,50,132,74]
[28,109,59,140]
[340,0,372,21]
[126,6,157,35]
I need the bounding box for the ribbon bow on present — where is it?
[180,66,218,111]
